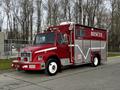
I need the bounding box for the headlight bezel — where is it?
[38,56,43,61]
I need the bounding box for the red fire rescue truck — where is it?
[12,22,107,75]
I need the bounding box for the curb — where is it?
[108,56,120,59]
[0,69,15,74]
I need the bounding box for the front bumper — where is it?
[12,60,45,71]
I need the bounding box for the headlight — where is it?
[38,56,43,61]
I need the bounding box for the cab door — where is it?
[57,33,70,65]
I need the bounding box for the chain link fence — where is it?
[0,39,32,59]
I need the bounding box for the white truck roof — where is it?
[60,22,75,25]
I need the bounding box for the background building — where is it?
[0,32,4,56]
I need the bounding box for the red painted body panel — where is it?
[75,25,107,41]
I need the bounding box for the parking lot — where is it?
[0,57,120,90]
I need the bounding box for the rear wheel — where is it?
[45,59,58,76]
[92,56,99,67]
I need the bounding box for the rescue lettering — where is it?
[91,31,102,37]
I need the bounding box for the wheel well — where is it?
[47,55,61,66]
[94,53,101,64]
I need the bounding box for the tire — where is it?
[45,58,58,76]
[92,56,99,67]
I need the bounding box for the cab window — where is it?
[34,32,55,45]
[76,27,85,37]
[58,33,68,44]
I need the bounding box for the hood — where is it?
[21,44,56,53]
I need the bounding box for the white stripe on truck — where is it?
[69,43,106,60]
[35,47,57,53]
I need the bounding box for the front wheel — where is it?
[45,59,58,76]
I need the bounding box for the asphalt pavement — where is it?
[0,56,120,90]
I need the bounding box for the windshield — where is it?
[34,32,55,45]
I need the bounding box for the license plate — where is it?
[29,65,35,68]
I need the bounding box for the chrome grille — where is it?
[21,52,30,57]
[20,52,32,62]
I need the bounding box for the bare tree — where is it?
[82,0,103,26]
[109,0,120,51]
[46,0,60,26]
[36,0,42,33]
[73,0,82,24]
[11,0,33,41]
[29,0,34,41]
[60,0,69,21]
[47,0,52,25]
[0,0,4,32]
[3,0,14,39]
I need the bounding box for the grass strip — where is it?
[0,59,12,70]
[108,53,120,57]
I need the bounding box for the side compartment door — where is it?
[74,27,85,64]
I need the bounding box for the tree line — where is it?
[0,0,119,51]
